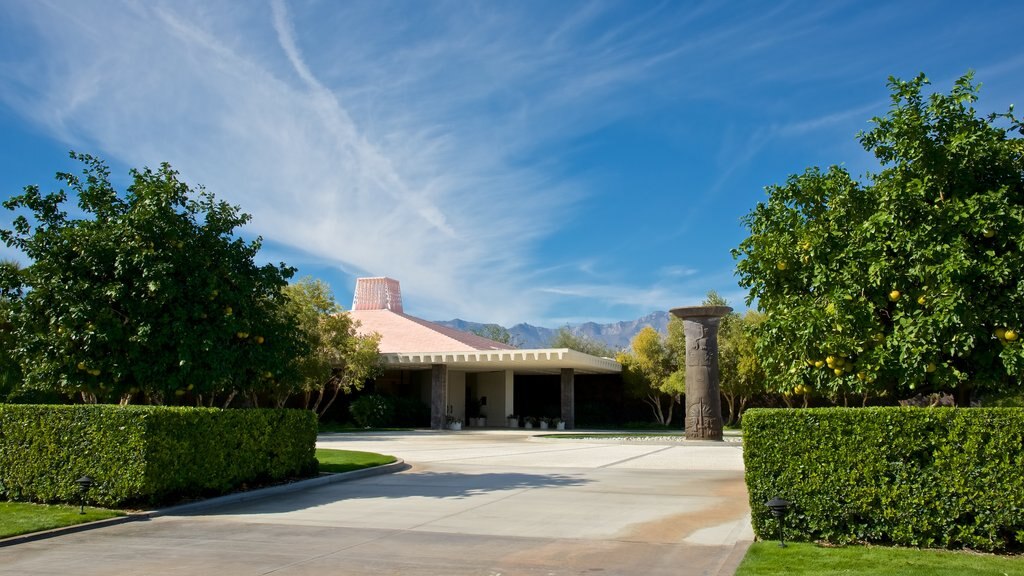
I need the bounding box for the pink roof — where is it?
[350,309,516,353]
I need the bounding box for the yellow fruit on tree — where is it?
[814,360,824,368]
[996,327,1007,340]
[776,261,788,271]
[225,306,233,316]
[255,336,265,344]
[77,362,87,371]
[925,363,936,373]
[917,295,926,305]
[1006,330,1019,342]
[833,368,843,376]
[889,290,901,302]
[983,229,996,238]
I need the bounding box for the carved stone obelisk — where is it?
[670,306,732,441]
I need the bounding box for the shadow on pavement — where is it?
[179,469,593,516]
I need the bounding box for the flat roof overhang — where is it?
[378,348,621,376]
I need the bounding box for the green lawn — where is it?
[0,502,124,539]
[316,448,396,473]
[736,541,1024,575]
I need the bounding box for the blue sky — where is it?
[1,1,1022,326]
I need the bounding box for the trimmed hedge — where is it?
[0,404,317,507]
[743,407,1024,552]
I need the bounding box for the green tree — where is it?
[734,73,1024,403]
[471,324,521,348]
[548,327,616,357]
[618,326,685,425]
[282,277,383,417]
[0,259,24,401]
[718,310,767,423]
[0,153,306,405]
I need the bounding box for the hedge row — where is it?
[742,407,1024,552]
[0,404,317,507]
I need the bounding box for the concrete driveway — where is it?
[0,430,752,575]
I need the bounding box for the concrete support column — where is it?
[430,364,448,430]
[670,306,732,441]
[503,370,515,421]
[560,368,575,430]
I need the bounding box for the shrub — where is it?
[743,407,1024,552]
[0,404,317,507]
[349,394,394,428]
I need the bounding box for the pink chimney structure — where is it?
[352,277,403,313]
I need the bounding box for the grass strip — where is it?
[0,502,124,539]
[316,448,396,474]
[736,541,1024,575]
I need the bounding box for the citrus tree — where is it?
[0,153,306,405]
[734,73,1024,403]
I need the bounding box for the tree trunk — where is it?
[737,396,748,424]
[723,392,736,426]
[222,390,238,409]
[781,394,794,408]
[318,379,345,419]
[119,393,132,406]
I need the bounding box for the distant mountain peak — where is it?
[434,311,671,350]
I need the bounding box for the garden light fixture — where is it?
[765,497,791,547]
[76,475,94,514]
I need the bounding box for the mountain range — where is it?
[435,311,671,351]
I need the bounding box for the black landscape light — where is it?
[765,497,792,548]
[76,476,95,514]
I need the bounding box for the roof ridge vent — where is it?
[352,277,404,313]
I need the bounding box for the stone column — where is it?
[431,364,448,430]
[560,368,575,430]
[670,306,732,441]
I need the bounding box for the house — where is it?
[349,277,621,429]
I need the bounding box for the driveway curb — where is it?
[0,459,406,548]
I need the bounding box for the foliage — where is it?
[315,448,396,474]
[0,404,317,506]
[734,73,1024,401]
[282,277,383,416]
[471,324,521,348]
[743,407,1024,552]
[0,153,305,405]
[718,310,768,423]
[0,260,23,402]
[618,326,683,425]
[548,327,616,357]
[0,502,124,539]
[736,541,1024,576]
[348,394,395,428]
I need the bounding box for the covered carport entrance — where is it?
[374,349,621,430]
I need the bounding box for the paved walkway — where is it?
[0,430,753,575]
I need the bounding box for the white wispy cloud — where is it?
[5,0,981,326]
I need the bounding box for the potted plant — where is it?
[539,417,549,430]
[507,414,519,428]
[446,415,462,431]
[552,417,565,430]
[524,416,537,429]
